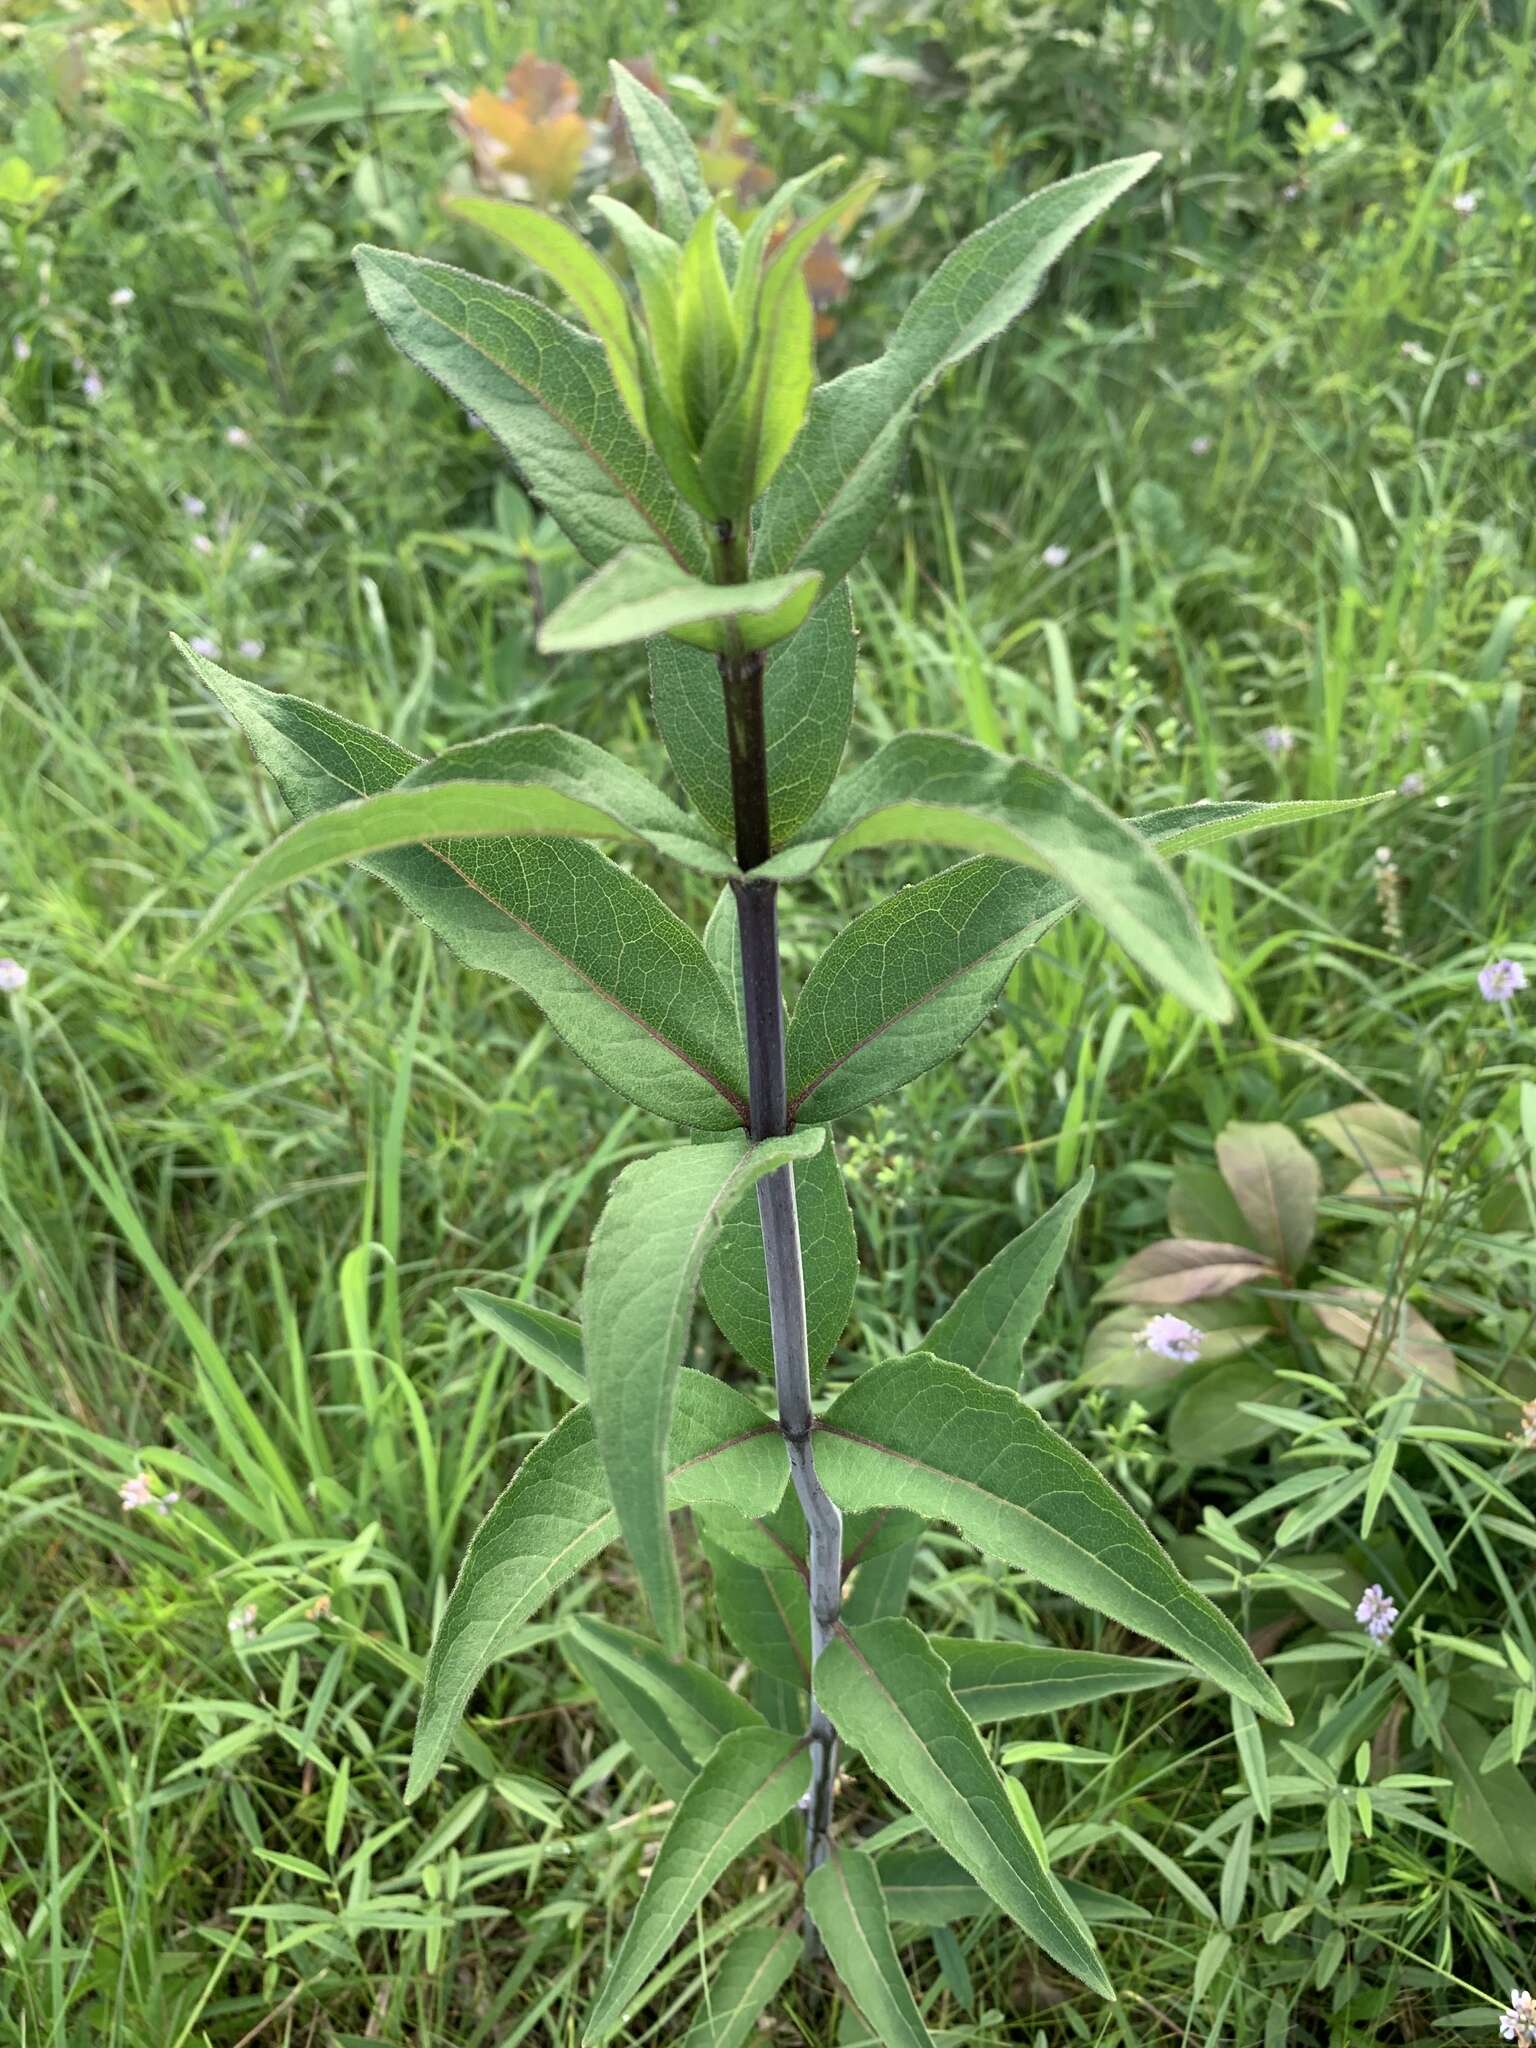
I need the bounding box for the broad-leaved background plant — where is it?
[186,65,1375,2044]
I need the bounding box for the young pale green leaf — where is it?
[584,1130,825,1654]
[458,1289,585,1401]
[763,732,1229,1021]
[923,1174,1093,1389]
[816,1355,1290,1724]
[678,1925,800,2048]
[752,155,1157,585]
[815,1618,1108,1996]
[584,1728,811,2045]
[607,60,714,243]
[677,204,741,448]
[651,583,857,850]
[354,245,704,573]
[189,654,750,1128]
[698,1522,812,1689]
[538,545,821,657]
[805,1846,936,2048]
[567,1617,763,1779]
[406,1373,785,1803]
[936,1641,1190,1724]
[703,1138,856,1385]
[446,197,645,429]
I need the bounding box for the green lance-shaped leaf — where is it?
[354,245,705,574]
[764,732,1229,1021]
[459,1289,586,1402]
[406,1373,786,1803]
[698,1521,812,1689]
[752,154,1158,587]
[783,796,1382,1120]
[447,196,646,430]
[565,1617,763,1797]
[703,1137,857,1385]
[584,1728,811,2046]
[815,1618,1108,1996]
[923,1174,1093,1390]
[937,1641,1190,1724]
[651,583,857,852]
[584,1130,825,1655]
[607,60,715,244]
[678,1925,800,2048]
[186,655,749,1129]
[805,1846,937,2048]
[816,1354,1289,1724]
[538,544,821,657]
[877,1848,988,1927]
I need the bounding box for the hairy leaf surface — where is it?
[585,1729,810,2044]
[407,1374,785,1801]
[355,245,704,571]
[584,1131,824,1653]
[923,1174,1093,1388]
[539,544,821,656]
[815,1618,1108,1995]
[805,1847,936,2047]
[816,1355,1289,1722]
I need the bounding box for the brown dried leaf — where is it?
[1099,1239,1277,1306]
[452,56,589,204]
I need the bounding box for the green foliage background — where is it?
[1,2,1533,2043]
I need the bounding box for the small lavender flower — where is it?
[1498,1987,1536,2045]
[1466,367,1484,389]
[1451,191,1479,217]
[1040,543,1071,569]
[109,286,136,307]
[1330,118,1351,140]
[1189,434,1212,456]
[228,1602,259,1644]
[1398,771,1425,797]
[189,635,220,660]
[0,958,27,993]
[180,493,206,518]
[1138,1314,1203,1364]
[81,371,104,402]
[192,532,214,556]
[1281,181,1303,203]
[12,335,31,362]
[1260,724,1295,756]
[119,1473,153,1511]
[237,637,265,661]
[1478,959,1528,1006]
[1355,1584,1398,1642]
[225,425,251,448]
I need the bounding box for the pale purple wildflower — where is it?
[1466,367,1484,389]
[1399,771,1425,797]
[119,1473,153,1511]
[1478,959,1528,1006]
[180,493,206,518]
[1281,181,1303,203]
[1040,544,1071,569]
[189,635,220,660]
[81,371,104,402]
[237,637,265,661]
[225,425,251,448]
[1138,1314,1203,1364]
[228,1602,259,1644]
[1498,1988,1536,2045]
[1451,191,1479,217]
[1189,435,1212,456]
[12,335,31,362]
[191,532,213,556]
[109,286,136,307]
[1355,1584,1398,1642]
[0,958,28,993]
[1261,724,1296,756]
[1330,118,1351,140]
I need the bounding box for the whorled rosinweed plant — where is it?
[186,67,1366,2045]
